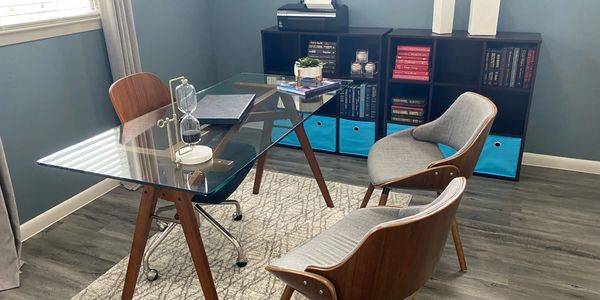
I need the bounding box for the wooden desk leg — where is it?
[172,191,219,300]
[253,118,274,194]
[253,155,267,194]
[295,123,334,208]
[122,186,159,300]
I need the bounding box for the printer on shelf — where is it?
[277,0,349,32]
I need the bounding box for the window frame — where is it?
[0,0,101,46]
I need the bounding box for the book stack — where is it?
[277,79,341,98]
[390,97,427,125]
[307,41,337,76]
[392,45,432,81]
[339,83,378,119]
[483,46,537,88]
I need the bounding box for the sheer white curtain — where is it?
[99,0,143,190]
[99,0,142,80]
[0,137,21,291]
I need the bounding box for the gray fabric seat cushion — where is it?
[269,205,424,272]
[367,129,444,186]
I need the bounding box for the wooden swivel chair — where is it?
[109,72,255,281]
[267,177,468,299]
[360,92,497,272]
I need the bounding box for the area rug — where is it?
[73,170,411,300]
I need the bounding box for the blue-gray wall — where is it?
[0,30,118,222]
[3,0,598,222]
[1,1,216,223]
[206,0,600,161]
[133,0,217,88]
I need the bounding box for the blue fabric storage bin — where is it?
[476,135,522,178]
[303,115,337,152]
[271,119,300,147]
[438,135,522,178]
[339,118,376,156]
[386,123,415,136]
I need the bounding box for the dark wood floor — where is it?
[2,146,599,299]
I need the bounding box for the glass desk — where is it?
[37,73,350,300]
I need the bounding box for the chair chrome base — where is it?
[143,200,246,281]
[194,204,247,267]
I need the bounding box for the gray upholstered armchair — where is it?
[360,92,497,272]
[267,177,468,300]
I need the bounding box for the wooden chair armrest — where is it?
[378,165,461,192]
[265,265,337,300]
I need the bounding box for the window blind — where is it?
[0,0,99,29]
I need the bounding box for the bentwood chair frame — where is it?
[360,92,497,272]
[268,177,468,300]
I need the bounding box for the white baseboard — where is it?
[20,179,120,241]
[522,152,600,175]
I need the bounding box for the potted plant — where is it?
[294,57,324,85]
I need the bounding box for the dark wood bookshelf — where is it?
[384,29,542,180]
[262,26,392,157]
[262,26,541,180]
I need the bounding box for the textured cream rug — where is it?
[72,170,411,300]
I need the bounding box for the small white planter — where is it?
[294,65,323,81]
[432,0,455,34]
[468,0,501,36]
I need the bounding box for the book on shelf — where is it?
[277,79,341,98]
[339,83,378,119]
[523,49,536,88]
[396,45,431,53]
[395,59,430,66]
[396,51,430,58]
[395,64,429,72]
[392,97,426,107]
[390,116,425,125]
[309,40,336,46]
[308,54,336,60]
[391,107,425,117]
[390,97,426,125]
[308,40,337,76]
[396,55,429,61]
[393,70,429,76]
[483,45,537,88]
[392,74,430,81]
[393,45,432,82]
[307,49,337,55]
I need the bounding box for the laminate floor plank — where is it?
[1,146,598,299]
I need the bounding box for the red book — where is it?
[397,51,430,58]
[396,55,429,61]
[393,70,429,76]
[396,60,430,66]
[524,49,536,88]
[397,45,431,53]
[392,74,430,81]
[395,64,429,72]
[391,105,424,111]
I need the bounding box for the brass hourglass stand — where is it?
[157,76,213,165]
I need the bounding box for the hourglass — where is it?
[174,78,213,165]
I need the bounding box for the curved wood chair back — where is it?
[109,72,171,123]
[418,92,497,179]
[309,177,467,299]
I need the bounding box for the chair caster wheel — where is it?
[232,214,243,221]
[236,260,247,268]
[146,269,159,281]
